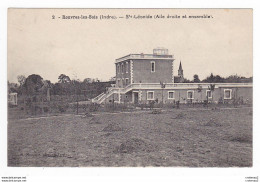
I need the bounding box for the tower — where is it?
[178,61,183,78]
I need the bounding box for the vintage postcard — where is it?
[7,9,253,168]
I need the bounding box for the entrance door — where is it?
[133,92,139,104]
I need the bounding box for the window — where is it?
[224,89,232,99]
[168,91,175,99]
[187,90,194,99]
[125,78,129,85]
[151,61,155,72]
[126,62,128,73]
[117,65,120,74]
[147,91,154,100]
[206,90,212,99]
[121,64,124,74]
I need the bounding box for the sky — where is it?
[8,9,253,83]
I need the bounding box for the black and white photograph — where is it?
[1,5,260,182]
[6,8,253,167]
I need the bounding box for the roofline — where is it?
[115,54,174,63]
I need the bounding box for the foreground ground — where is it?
[8,107,252,167]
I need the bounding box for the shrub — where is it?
[82,104,88,112]
[104,103,116,112]
[58,103,69,113]
[104,103,128,112]
[25,98,32,107]
[89,103,100,112]
[115,103,128,111]
[43,107,49,113]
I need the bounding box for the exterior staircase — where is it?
[91,88,119,104]
[91,84,135,104]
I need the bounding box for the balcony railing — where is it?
[92,82,252,103]
[116,82,253,92]
[116,54,173,63]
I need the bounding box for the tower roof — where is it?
[179,61,183,71]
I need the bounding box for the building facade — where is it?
[115,48,174,88]
[92,48,253,104]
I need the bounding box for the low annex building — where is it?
[92,48,252,104]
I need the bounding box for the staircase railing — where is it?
[91,92,105,102]
[98,88,119,104]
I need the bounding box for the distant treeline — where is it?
[184,73,253,83]
[8,74,115,100]
[8,73,252,99]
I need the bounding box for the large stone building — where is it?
[92,48,252,104]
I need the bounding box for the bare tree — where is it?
[208,84,215,105]
[160,81,166,106]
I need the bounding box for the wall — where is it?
[102,86,253,105]
[131,86,252,104]
[115,60,131,87]
[218,87,253,102]
[132,59,173,84]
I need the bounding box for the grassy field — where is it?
[8,107,252,167]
